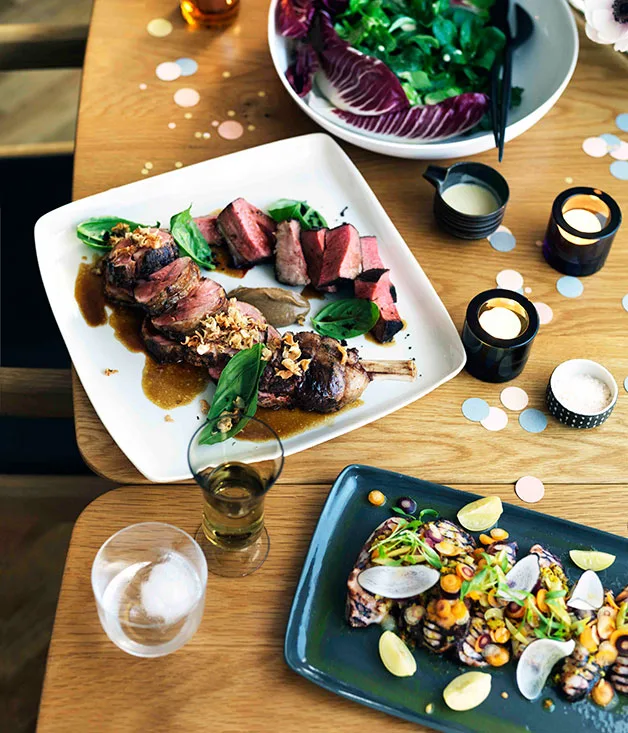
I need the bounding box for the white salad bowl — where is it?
[268,0,579,160]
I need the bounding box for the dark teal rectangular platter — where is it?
[284,465,628,733]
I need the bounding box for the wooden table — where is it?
[71,0,628,487]
[36,482,628,733]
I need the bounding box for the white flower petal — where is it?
[590,9,625,41]
[586,22,613,44]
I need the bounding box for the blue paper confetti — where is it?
[556,276,583,298]
[622,294,628,312]
[600,133,621,150]
[176,57,198,76]
[519,409,548,434]
[616,113,628,132]
[624,376,628,393]
[488,231,516,252]
[610,160,628,180]
[462,398,490,423]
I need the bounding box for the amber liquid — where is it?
[200,462,266,550]
[180,0,240,27]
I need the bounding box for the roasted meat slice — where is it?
[274,220,310,286]
[319,223,362,286]
[194,215,224,246]
[141,318,186,363]
[104,227,179,302]
[152,278,227,336]
[134,257,200,315]
[360,235,385,272]
[556,643,601,702]
[354,268,403,343]
[346,517,404,628]
[217,198,276,267]
[300,227,329,288]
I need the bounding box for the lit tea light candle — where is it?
[543,187,621,276]
[462,290,539,383]
[478,306,523,340]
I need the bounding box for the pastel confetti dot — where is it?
[227,110,236,117]
[222,71,231,78]
[610,141,628,160]
[156,61,181,82]
[564,177,573,184]
[480,406,508,432]
[519,409,548,434]
[500,387,529,411]
[184,112,193,119]
[141,168,149,175]
[139,83,148,90]
[616,113,628,131]
[461,398,490,422]
[146,18,173,37]
[600,133,621,150]
[176,57,198,76]
[168,122,176,129]
[582,137,608,158]
[217,120,244,140]
[515,476,545,503]
[488,226,516,252]
[534,302,554,325]
[247,124,256,131]
[202,132,211,139]
[258,90,266,97]
[144,162,153,170]
[624,376,628,393]
[556,276,583,298]
[622,294,628,311]
[194,131,202,138]
[524,287,532,294]
[610,160,628,180]
[174,88,200,108]
[496,269,524,291]
[174,161,183,168]
[211,120,219,127]
[535,240,542,247]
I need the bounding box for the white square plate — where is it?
[35,134,465,482]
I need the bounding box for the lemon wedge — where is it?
[457,496,503,532]
[569,550,616,572]
[443,671,492,711]
[378,631,417,677]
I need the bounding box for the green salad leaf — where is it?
[198,343,267,445]
[268,199,328,230]
[170,206,215,270]
[76,216,149,250]
[312,298,380,340]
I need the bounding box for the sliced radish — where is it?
[502,554,540,594]
[567,570,605,611]
[517,638,576,700]
[358,565,439,599]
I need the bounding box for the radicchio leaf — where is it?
[276,0,315,39]
[333,92,490,141]
[318,0,349,14]
[286,42,319,97]
[311,11,409,116]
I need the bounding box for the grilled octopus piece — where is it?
[485,540,518,571]
[609,653,628,695]
[418,590,470,655]
[457,612,490,667]
[420,520,476,553]
[556,643,601,702]
[346,517,404,628]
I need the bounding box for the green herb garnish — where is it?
[170,205,215,270]
[198,343,267,445]
[76,216,148,250]
[312,298,380,340]
[268,199,327,230]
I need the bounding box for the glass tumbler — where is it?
[188,414,284,578]
[92,523,207,658]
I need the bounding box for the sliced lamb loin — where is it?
[217,198,276,268]
[355,269,403,343]
[300,228,336,292]
[360,235,385,272]
[141,318,186,363]
[318,223,362,287]
[134,257,200,315]
[194,215,224,246]
[274,220,310,286]
[151,278,227,336]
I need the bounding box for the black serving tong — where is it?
[490,2,534,162]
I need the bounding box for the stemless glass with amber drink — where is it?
[188,414,283,577]
[180,0,240,28]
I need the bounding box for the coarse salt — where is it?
[553,373,611,414]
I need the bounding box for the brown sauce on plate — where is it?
[142,358,210,410]
[300,284,325,300]
[364,332,396,347]
[108,306,145,353]
[212,245,249,279]
[74,261,107,326]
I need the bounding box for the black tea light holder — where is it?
[462,289,540,383]
[542,187,621,276]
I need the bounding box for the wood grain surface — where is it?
[35,482,628,733]
[70,0,628,485]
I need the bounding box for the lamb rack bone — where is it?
[360,359,417,381]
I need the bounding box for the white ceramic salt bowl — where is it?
[546,359,618,429]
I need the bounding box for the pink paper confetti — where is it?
[496,269,524,291]
[217,120,244,140]
[610,141,628,160]
[500,387,529,411]
[534,302,553,325]
[156,62,181,82]
[480,407,508,432]
[515,476,545,503]
[174,88,200,108]
[582,137,608,158]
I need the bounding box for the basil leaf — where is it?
[268,198,328,230]
[198,343,266,445]
[312,298,379,340]
[170,205,215,270]
[76,216,148,249]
